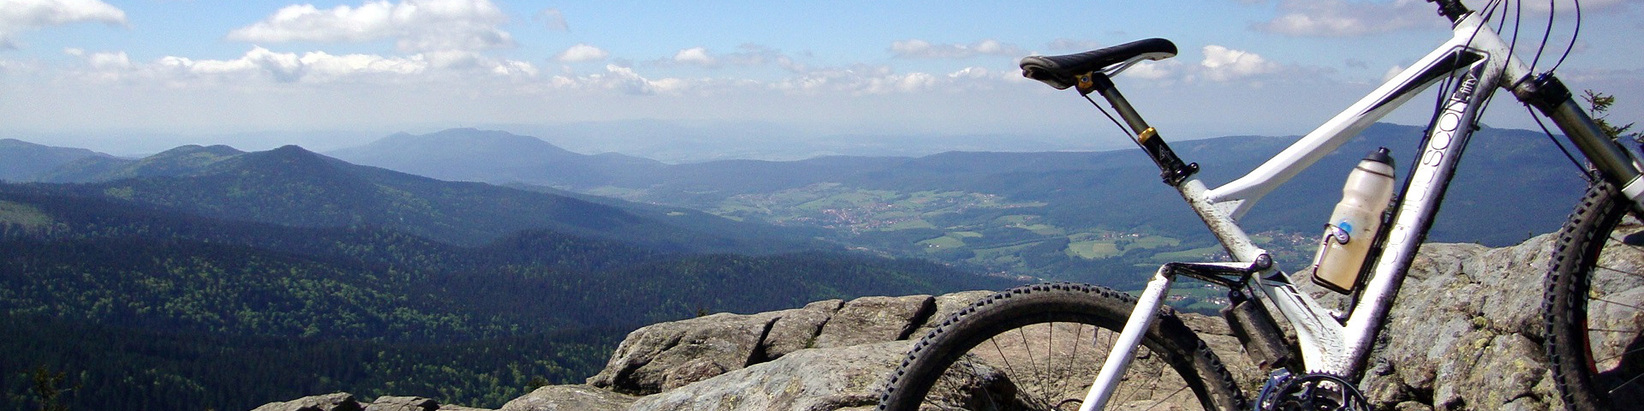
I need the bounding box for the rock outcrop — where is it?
[256,236,1567,410]
[1355,235,1563,410]
[250,393,490,411]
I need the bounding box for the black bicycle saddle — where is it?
[1020,38,1177,89]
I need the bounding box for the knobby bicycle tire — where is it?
[1546,178,1644,411]
[876,282,1245,411]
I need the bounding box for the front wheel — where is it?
[1545,178,1644,410]
[876,282,1245,410]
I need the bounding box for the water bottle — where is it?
[1311,148,1395,294]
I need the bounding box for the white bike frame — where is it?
[1080,8,1644,411]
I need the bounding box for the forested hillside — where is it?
[0,151,1006,409]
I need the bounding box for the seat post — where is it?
[1081,72,1151,135]
[1083,72,1199,186]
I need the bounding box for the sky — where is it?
[0,0,1640,157]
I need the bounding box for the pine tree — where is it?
[29,366,72,411]
[1583,90,1641,141]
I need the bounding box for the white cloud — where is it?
[688,44,806,72]
[673,47,714,65]
[890,39,1024,59]
[66,46,537,85]
[948,67,990,79]
[0,58,38,75]
[225,0,513,52]
[0,0,126,48]
[556,44,608,62]
[870,72,937,93]
[301,51,431,79]
[763,63,1012,96]
[64,47,128,69]
[1201,45,1280,81]
[534,8,567,31]
[491,60,537,77]
[1122,60,1179,80]
[775,65,889,94]
[158,47,307,82]
[546,64,682,95]
[1382,64,1407,83]
[1254,0,1440,37]
[58,44,1006,97]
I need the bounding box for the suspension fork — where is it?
[1515,74,1644,211]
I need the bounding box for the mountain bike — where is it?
[877,0,1641,410]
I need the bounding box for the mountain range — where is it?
[4,124,1591,280]
[335,125,1585,278]
[7,139,828,252]
[0,123,1593,408]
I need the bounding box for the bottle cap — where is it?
[1363,147,1394,167]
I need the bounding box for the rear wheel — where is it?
[1546,179,1644,410]
[876,282,1245,410]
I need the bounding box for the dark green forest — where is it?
[0,158,1007,410]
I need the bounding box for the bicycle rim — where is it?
[878,283,1243,410]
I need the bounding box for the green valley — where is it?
[697,182,1314,282]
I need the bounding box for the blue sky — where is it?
[0,0,1640,156]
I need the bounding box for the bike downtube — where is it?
[1080,266,1175,411]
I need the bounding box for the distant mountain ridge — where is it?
[326,128,912,194]
[328,128,665,188]
[0,138,116,182]
[6,142,817,253]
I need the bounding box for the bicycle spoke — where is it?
[1591,295,1644,312]
[990,337,1019,380]
[1016,325,1046,407]
[1610,372,1644,396]
[1588,327,1643,333]
[1058,323,1086,409]
[987,336,1020,409]
[1594,265,1644,279]
[933,360,966,407]
[1137,384,1195,411]
[1594,344,1644,364]
[1046,320,1056,406]
[1114,368,1145,407]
